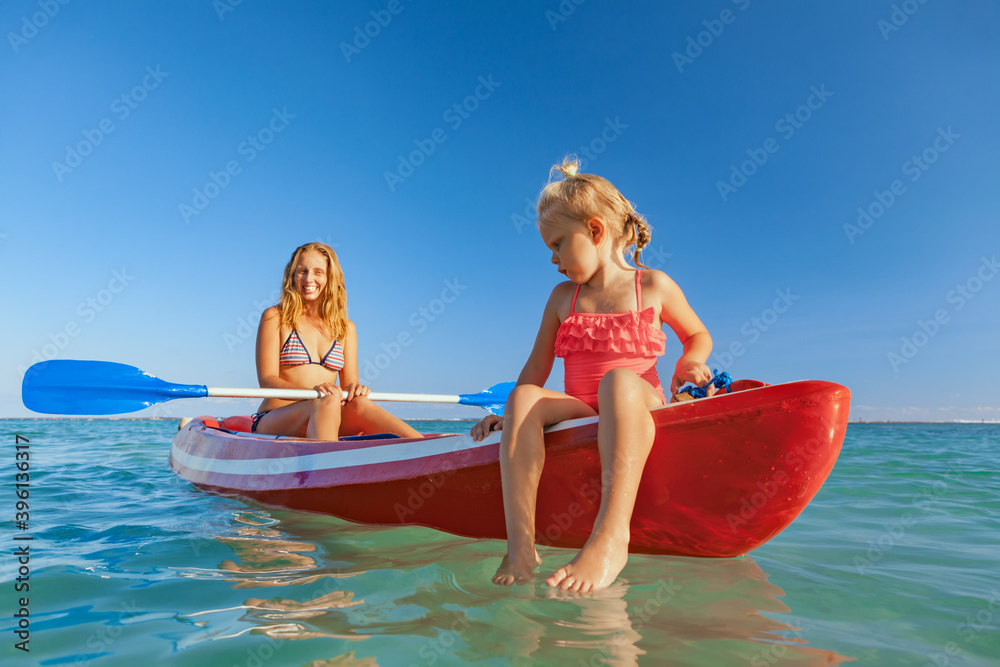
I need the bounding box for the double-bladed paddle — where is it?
[21,360,514,416]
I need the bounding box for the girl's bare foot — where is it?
[546,531,629,593]
[492,548,543,586]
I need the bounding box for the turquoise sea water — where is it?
[1,419,998,666]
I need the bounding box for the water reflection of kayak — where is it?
[170,379,849,557]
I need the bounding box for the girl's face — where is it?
[539,210,602,283]
[292,249,328,302]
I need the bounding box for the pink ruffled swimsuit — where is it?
[554,271,667,411]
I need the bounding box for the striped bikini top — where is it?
[279,330,344,372]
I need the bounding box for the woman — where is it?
[251,242,422,440]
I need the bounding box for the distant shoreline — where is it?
[0,416,481,422]
[2,417,997,425]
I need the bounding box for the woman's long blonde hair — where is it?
[277,242,348,341]
[537,156,653,268]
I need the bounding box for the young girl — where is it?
[470,159,713,592]
[252,242,422,441]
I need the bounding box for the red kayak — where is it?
[169,379,849,557]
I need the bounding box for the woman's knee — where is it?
[313,394,342,419]
[342,396,372,418]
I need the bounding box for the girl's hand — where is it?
[670,359,713,395]
[341,383,371,403]
[471,414,503,442]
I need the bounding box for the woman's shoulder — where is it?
[255,307,284,346]
[260,306,281,323]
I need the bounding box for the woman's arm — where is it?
[339,321,370,401]
[256,307,296,389]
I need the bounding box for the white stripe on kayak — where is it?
[173,412,607,478]
[176,386,774,476]
[173,430,503,476]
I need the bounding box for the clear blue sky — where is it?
[3,1,998,421]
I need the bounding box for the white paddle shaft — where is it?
[205,387,461,403]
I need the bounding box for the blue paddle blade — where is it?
[457,381,515,416]
[21,360,208,415]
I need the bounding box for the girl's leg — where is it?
[494,385,595,586]
[547,368,662,592]
[254,395,342,440]
[339,397,423,438]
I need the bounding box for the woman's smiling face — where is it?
[293,249,328,302]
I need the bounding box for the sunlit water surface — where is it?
[1,419,998,666]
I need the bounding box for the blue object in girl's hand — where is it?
[677,369,732,399]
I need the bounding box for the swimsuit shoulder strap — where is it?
[635,270,643,310]
[570,283,582,314]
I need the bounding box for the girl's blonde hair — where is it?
[278,242,348,341]
[537,156,653,269]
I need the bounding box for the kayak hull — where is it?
[170,379,849,557]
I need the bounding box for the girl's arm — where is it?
[255,307,304,390]
[470,284,567,441]
[515,283,570,387]
[650,271,714,393]
[339,321,369,401]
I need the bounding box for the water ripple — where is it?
[5,420,999,665]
